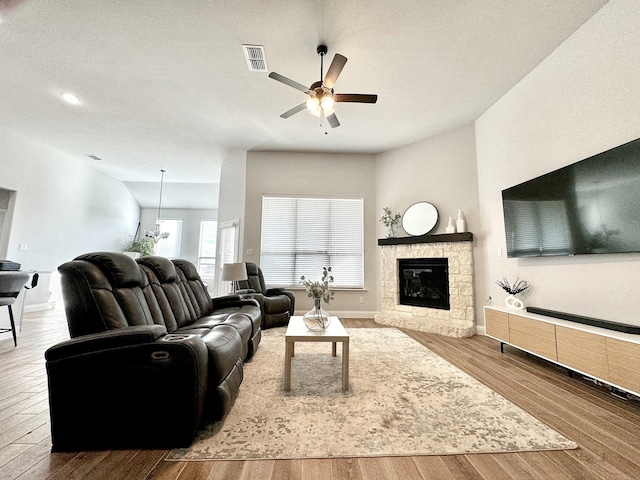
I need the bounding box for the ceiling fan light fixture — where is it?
[308,105,322,117]
[308,105,335,118]
[320,95,335,111]
[269,44,377,130]
[306,96,320,111]
[60,92,80,105]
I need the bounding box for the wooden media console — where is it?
[485,306,640,397]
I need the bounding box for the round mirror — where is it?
[402,202,439,236]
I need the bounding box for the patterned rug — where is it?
[167,328,577,461]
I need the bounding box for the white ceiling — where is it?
[0,0,608,208]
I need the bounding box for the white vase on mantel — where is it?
[505,294,525,310]
[456,210,466,233]
[445,217,456,233]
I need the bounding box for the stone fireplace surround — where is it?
[375,233,475,338]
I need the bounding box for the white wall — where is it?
[0,126,140,342]
[218,151,247,254]
[0,127,139,272]
[243,151,377,316]
[138,207,217,264]
[476,0,640,325]
[374,124,482,315]
[375,124,479,235]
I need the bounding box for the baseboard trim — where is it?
[293,310,378,319]
[24,302,56,313]
[293,310,487,334]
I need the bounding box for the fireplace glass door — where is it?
[398,258,450,310]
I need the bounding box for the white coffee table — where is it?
[284,315,350,392]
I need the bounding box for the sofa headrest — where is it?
[136,256,177,283]
[73,252,141,287]
[172,259,200,281]
[245,262,260,277]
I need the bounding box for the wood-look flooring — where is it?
[1,308,640,479]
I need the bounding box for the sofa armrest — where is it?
[46,329,209,451]
[235,288,256,294]
[212,294,260,310]
[212,293,242,302]
[45,325,167,361]
[267,289,296,316]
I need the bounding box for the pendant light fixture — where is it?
[144,169,170,243]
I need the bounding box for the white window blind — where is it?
[260,195,364,288]
[198,220,217,288]
[504,200,572,256]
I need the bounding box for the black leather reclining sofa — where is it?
[45,252,262,451]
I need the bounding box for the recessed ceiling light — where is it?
[60,92,80,105]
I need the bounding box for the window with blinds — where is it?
[260,195,364,289]
[504,200,572,257]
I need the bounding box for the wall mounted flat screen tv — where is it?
[502,137,640,258]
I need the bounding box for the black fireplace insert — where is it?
[398,258,450,310]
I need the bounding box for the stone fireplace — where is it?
[375,233,475,337]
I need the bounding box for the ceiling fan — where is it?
[268,44,378,130]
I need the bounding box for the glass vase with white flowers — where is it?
[300,266,334,330]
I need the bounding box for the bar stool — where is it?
[0,272,30,346]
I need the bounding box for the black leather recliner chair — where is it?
[236,262,295,329]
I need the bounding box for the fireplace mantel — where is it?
[378,232,472,246]
[376,234,475,338]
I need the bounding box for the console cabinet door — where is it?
[606,338,640,394]
[485,308,509,341]
[508,314,558,361]
[556,325,609,381]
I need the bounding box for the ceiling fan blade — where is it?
[269,72,310,93]
[280,103,307,119]
[334,93,378,104]
[323,54,347,89]
[326,112,340,128]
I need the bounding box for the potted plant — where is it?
[380,207,402,238]
[496,277,530,310]
[123,237,155,258]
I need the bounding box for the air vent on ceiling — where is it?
[85,154,102,161]
[242,45,268,72]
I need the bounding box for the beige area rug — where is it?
[167,328,577,461]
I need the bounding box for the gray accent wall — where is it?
[243,151,377,316]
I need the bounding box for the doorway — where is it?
[216,219,240,296]
[0,188,17,259]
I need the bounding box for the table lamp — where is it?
[221,263,248,293]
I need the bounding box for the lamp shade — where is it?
[222,263,248,282]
